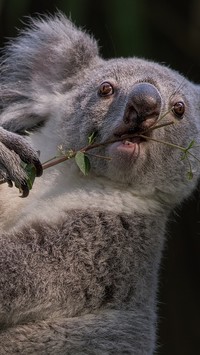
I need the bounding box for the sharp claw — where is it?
[7,179,13,188]
[0,176,13,187]
[20,183,30,198]
[33,159,43,177]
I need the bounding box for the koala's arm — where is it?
[0,15,99,197]
[0,127,42,196]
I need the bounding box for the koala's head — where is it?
[64,59,200,204]
[1,13,200,205]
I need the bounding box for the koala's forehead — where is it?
[90,57,191,95]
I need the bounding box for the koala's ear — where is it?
[2,13,99,90]
[0,13,100,132]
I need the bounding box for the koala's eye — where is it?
[172,101,185,118]
[98,82,114,97]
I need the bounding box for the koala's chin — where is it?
[104,150,141,185]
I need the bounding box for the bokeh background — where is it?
[0,1,200,354]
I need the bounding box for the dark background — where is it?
[0,1,200,354]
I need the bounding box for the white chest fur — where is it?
[0,160,162,232]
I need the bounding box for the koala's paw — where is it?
[0,128,43,197]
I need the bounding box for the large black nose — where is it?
[123,83,161,126]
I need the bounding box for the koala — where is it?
[0,13,200,355]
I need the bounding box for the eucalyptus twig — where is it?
[146,120,175,132]
[42,120,175,171]
[42,155,74,170]
[85,152,112,160]
[42,118,198,178]
[155,107,174,124]
[185,151,200,164]
[138,134,200,179]
[138,134,200,162]
[138,134,186,151]
[1,116,199,193]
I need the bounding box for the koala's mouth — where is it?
[108,127,150,158]
[118,134,146,145]
[113,128,149,146]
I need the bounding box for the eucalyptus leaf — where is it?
[14,162,36,195]
[187,140,195,150]
[75,151,91,175]
[181,151,187,161]
[88,132,97,145]
[20,161,37,190]
[187,170,193,180]
[25,164,37,189]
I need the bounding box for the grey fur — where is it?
[0,13,200,354]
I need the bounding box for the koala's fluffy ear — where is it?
[0,13,99,132]
[2,13,99,91]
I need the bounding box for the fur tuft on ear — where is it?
[2,13,99,91]
[0,13,99,132]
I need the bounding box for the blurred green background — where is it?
[0,1,200,354]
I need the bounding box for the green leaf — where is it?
[187,170,193,180]
[181,140,196,161]
[24,163,37,190]
[14,162,37,193]
[75,151,91,175]
[181,151,187,161]
[186,140,195,150]
[88,132,97,145]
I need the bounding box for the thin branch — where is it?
[85,152,112,160]
[138,134,186,152]
[42,120,175,170]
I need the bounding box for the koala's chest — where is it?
[0,184,23,230]
[0,169,133,231]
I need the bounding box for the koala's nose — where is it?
[123,83,161,126]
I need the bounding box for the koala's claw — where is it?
[19,183,30,198]
[0,173,29,197]
[0,127,43,196]
[0,127,43,176]
[30,157,43,177]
